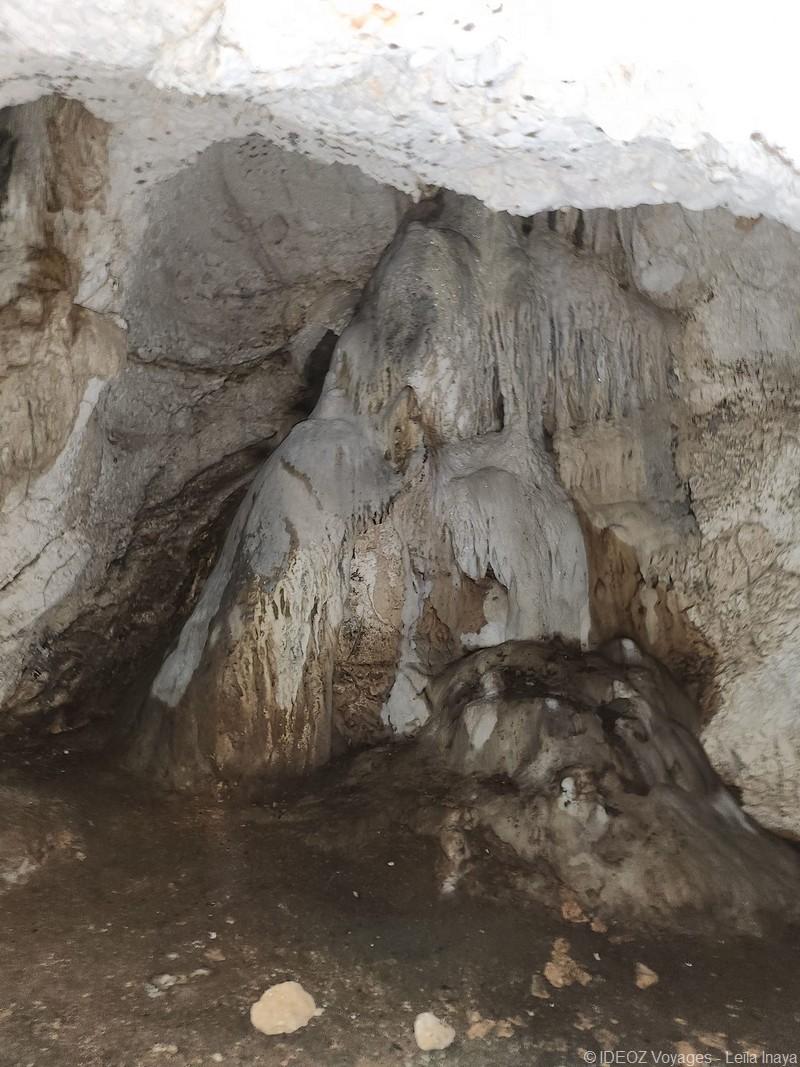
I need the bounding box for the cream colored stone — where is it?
[466,1018,494,1040]
[544,939,592,989]
[249,981,318,1037]
[414,1012,456,1051]
[634,963,659,990]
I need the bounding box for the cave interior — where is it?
[1,85,799,1065]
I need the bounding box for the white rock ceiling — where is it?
[2,0,800,323]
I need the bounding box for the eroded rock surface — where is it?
[0,99,405,734]
[547,206,800,837]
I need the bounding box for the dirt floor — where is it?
[1,744,799,1067]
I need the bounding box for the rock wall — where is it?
[130,195,670,790]
[130,198,588,786]
[0,98,407,734]
[2,1,800,233]
[547,207,800,837]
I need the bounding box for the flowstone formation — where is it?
[131,195,593,787]
[131,190,788,825]
[127,186,800,926]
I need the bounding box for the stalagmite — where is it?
[131,196,593,787]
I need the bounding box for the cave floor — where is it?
[1,747,799,1067]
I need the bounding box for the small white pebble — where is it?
[353,891,359,898]
[414,1012,456,1051]
[387,862,395,867]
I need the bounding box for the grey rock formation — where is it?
[421,636,800,930]
[124,192,800,846]
[546,206,800,837]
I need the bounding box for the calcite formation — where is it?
[132,192,800,853]
[131,197,590,787]
[0,97,405,736]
